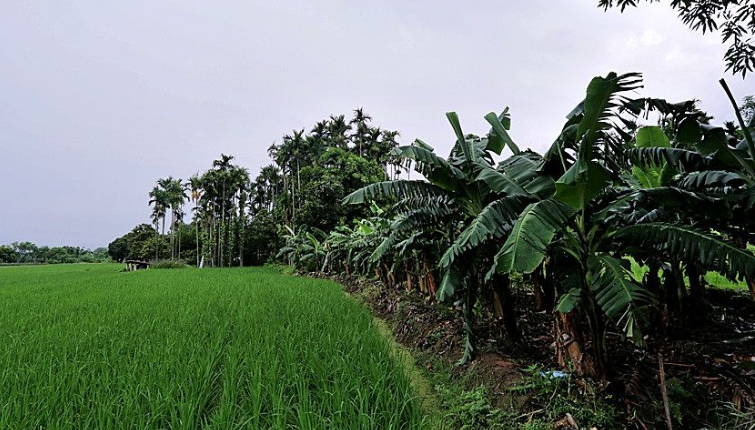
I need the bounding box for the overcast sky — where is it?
[0,1,750,249]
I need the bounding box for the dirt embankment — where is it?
[307,271,755,428]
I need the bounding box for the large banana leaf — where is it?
[499,153,556,198]
[627,147,706,170]
[697,124,755,177]
[439,196,528,268]
[495,200,576,274]
[343,180,449,205]
[437,261,465,302]
[636,186,724,207]
[475,168,528,196]
[370,236,396,263]
[677,170,746,190]
[484,110,520,155]
[635,125,671,148]
[446,112,474,165]
[390,205,455,232]
[576,72,643,162]
[589,253,653,344]
[391,194,455,213]
[393,145,464,192]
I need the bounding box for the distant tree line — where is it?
[108,109,401,266]
[0,241,109,264]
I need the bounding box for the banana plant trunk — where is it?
[423,253,437,298]
[491,274,521,343]
[554,310,598,378]
[583,294,608,381]
[532,268,550,312]
[404,262,413,292]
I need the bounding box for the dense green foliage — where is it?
[111,109,400,268]
[0,241,109,264]
[0,264,428,428]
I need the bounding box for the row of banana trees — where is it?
[283,72,755,382]
[278,203,442,298]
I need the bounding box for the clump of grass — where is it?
[0,264,428,428]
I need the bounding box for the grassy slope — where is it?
[0,264,428,429]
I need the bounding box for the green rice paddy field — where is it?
[0,264,428,429]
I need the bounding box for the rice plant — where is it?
[0,264,428,429]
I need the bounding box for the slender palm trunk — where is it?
[161,216,166,260]
[220,186,226,267]
[238,203,245,267]
[170,210,176,260]
[154,221,159,261]
[290,177,296,230]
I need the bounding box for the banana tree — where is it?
[345,108,527,363]
[276,226,325,271]
[494,72,755,380]
[322,205,391,278]
[629,84,755,301]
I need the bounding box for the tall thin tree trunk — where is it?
[154,222,159,261]
[170,209,176,260]
[220,183,226,268]
[646,260,661,297]
[161,216,166,260]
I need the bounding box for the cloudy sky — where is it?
[0,1,750,249]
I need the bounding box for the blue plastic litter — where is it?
[539,370,568,379]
